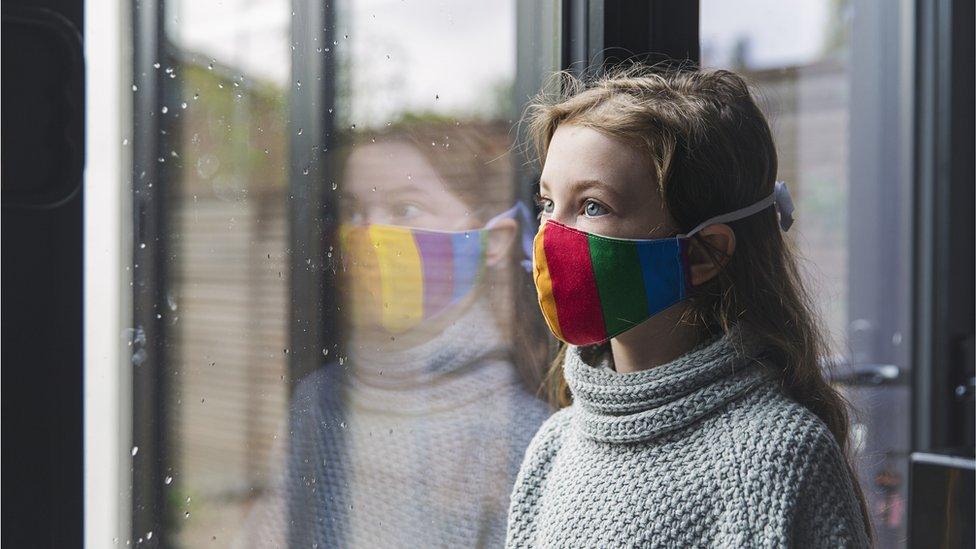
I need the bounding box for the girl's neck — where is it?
[607,302,701,374]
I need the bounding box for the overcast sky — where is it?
[169,0,832,124]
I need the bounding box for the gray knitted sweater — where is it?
[505,333,870,548]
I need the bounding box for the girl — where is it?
[505,66,872,547]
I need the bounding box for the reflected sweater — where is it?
[505,332,870,548]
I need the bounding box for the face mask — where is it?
[533,181,795,346]
[339,205,521,335]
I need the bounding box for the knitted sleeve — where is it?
[791,428,872,548]
[504,406,573,548]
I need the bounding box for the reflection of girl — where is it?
[245,121,553,548]
[506,67,872,547]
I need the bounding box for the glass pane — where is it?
[701,1,913,547]
[160,0,292,546]
[140,0,560,546]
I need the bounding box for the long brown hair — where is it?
[521,63,872,539]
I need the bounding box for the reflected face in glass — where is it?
[538,124,672,240]
[338,139,513,349]
[341,140,481,231]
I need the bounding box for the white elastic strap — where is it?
[679,180,794,238]
[484,201,536,273]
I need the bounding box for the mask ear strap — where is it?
[483,201,536,273]
[678,180,795,238]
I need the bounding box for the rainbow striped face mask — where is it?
[339,205,523,335]
[533,181,795,346]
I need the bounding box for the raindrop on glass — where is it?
[132,84,138,92]
[131,446,139,456]
[161,106,168,114]
[153,62,161,69]
[164,475,173,485]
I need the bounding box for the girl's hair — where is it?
[340,120,550,397]
[521,63,872,538]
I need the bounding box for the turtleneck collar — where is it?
[340,291,519,413]
[563,330,774,444]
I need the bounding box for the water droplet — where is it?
[302,165,310,176]
[161,106,168,114]
[339,421,346,429]
[131,446,139,456]
[132,84,138,92]
[322,348,329,356]
[153,62,161,69]
[139,243,146,249]
[181,102,187,109]
[184,511,190,519]
[146,532,153,540]
[350,124,356,130]
[122,138,129,146]
[331,181,338,191]
[164,476,173,485]
[297,128,303,135]
[435,94,439,100]
[208,60,215,70]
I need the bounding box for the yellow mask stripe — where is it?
[369,225,424,333]
[533,228,563,341]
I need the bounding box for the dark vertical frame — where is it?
[288,2,339,386]
[1,2,85,546]
[131,0,172,541]
[911,0,975,456]
[911,0,974,544]
[565,0,699,75]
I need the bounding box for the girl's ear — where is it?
[485,218,517,267]
[687,224,736,286]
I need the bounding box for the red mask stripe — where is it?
[542,221,607,344]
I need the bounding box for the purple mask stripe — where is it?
[450,231,483,303]
[636,238,685,315]
[413,230,455,319]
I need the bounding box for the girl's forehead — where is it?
[541,124,653,196]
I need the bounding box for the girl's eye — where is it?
[391,202,422,220]
[583,200,609,217]
[534,194,554,216]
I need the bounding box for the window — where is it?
[128,0,561,545]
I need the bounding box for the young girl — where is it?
[505,66,873,547]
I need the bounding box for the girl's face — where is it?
[537,123,673,239]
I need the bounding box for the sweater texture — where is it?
[505,331,871,548]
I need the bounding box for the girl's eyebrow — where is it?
[540,178,619,199]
